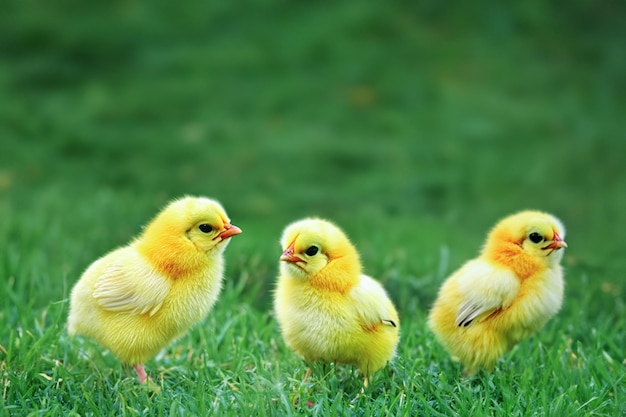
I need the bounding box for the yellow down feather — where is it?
[274,218,399,384]
[428,210,567,375]
[67,196,241,383]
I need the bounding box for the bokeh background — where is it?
[2,0,625,358]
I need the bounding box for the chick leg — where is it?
[292,367,313,407]
[303,367,312,382]
[134,364,148,384]
[361,363,370,388]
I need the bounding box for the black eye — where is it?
[198,224,213,233]
[529,232,544,243]
[305,245,319,256]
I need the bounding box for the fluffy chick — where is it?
[67,196,241,383]
[274,218,399,386]
[428,210,567,375]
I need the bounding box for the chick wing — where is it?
[92,248,172,317]
[454,259,520,327]
[351,274,399,329]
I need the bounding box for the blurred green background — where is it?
[1,0,625,331]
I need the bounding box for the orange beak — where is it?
[217,224,242,240]
[280,241,302,263]
[543,231,567,250]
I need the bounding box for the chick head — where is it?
[279,218,360,280]
[484,210,567,272]
[143,196,242,256]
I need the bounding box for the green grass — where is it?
[1,1,625,415]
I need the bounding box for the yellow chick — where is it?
[67,196,241,383]
[428,210,567,375]
[273,218,400,386]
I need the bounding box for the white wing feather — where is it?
[351,274,398,328]
[92,251,171,316]
[454,259,520,327]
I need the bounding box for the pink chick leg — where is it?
[134,364,148,384]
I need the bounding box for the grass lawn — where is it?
[1,1,625,415]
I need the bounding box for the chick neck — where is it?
[309,253,361,295]
[482,239,548,280]
[135,226,217,279]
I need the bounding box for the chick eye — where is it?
[305,245,319,256]
[528,232,544,243]
[198,224,213,233]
